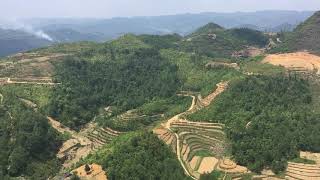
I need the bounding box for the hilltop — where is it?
[180,22,268,58]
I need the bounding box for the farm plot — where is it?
[49,117,122,168]
[153,127,177,153]
[170,120,248,178]
[286,152,320,180]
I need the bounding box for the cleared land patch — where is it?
[263,52,320,74]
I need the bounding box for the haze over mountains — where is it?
[0,10,314,57]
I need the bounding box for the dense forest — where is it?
[48,41,181,129]
[189,75,320,173]
[84,132,189,180]
[0,89,62,179]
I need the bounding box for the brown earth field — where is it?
[262,52,320,74]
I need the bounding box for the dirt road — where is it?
[160,81,229,180]
[6,78,60,85]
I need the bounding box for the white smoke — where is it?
[0,19,54,41]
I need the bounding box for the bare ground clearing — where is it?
[263,52,320,74]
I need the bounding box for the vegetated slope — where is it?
[0,28,51,57]
[188,75,320,173]
[273,11,320,55]
[179,23,268,58]
[48,35,182,130]
[84,132,189,180]
[0,87,62,179]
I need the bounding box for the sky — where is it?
[0,0,320,19]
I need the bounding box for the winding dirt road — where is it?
[160,81,229,180]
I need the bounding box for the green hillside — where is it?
[1,17,320,179]
[179,23,268,58]
[0,86,63,179]
[272,11,320,54]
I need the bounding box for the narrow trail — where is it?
[159,81,229,180]
[6,78,60,85]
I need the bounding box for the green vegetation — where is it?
[33,41,98,54]
[200,171,226,180]
[3,14,320,180]
[0,88,62,179]
[290,157,316,165]
[48,33,242,130]
[138,34,181,50]
[49,43,181,129]
[189,75,320,173]
[0,84,52,112]
[180,24,268,58]
[84,132,189,180]
[96,96,191,132]
[271,11,320,55]
[240,55,285,75]
[161,49,242,96]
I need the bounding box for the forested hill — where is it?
[48,35,182,129]
[2,12,320,179]
[47,28,265,129]
[179,23,268,58]
[272,11,320,55]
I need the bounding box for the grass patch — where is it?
[194,150,214,157]
[240,61,284,76]
[290,157,316,164]
[0,84,52,110]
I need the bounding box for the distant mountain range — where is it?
[0,10,315,57]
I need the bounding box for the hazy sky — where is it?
[1,0,320,19]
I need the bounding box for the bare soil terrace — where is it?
[263,52,320,74]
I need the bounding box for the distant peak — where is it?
[201,23,224,31]
[193,22,224,35]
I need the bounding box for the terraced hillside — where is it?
[48,117,123,168]
[99,109,164,132]
[286,162,320,179]
[0,52,68,78]
[154,82,249,179]
[285,152,320,180]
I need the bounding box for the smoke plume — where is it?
[0,19,53,41]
